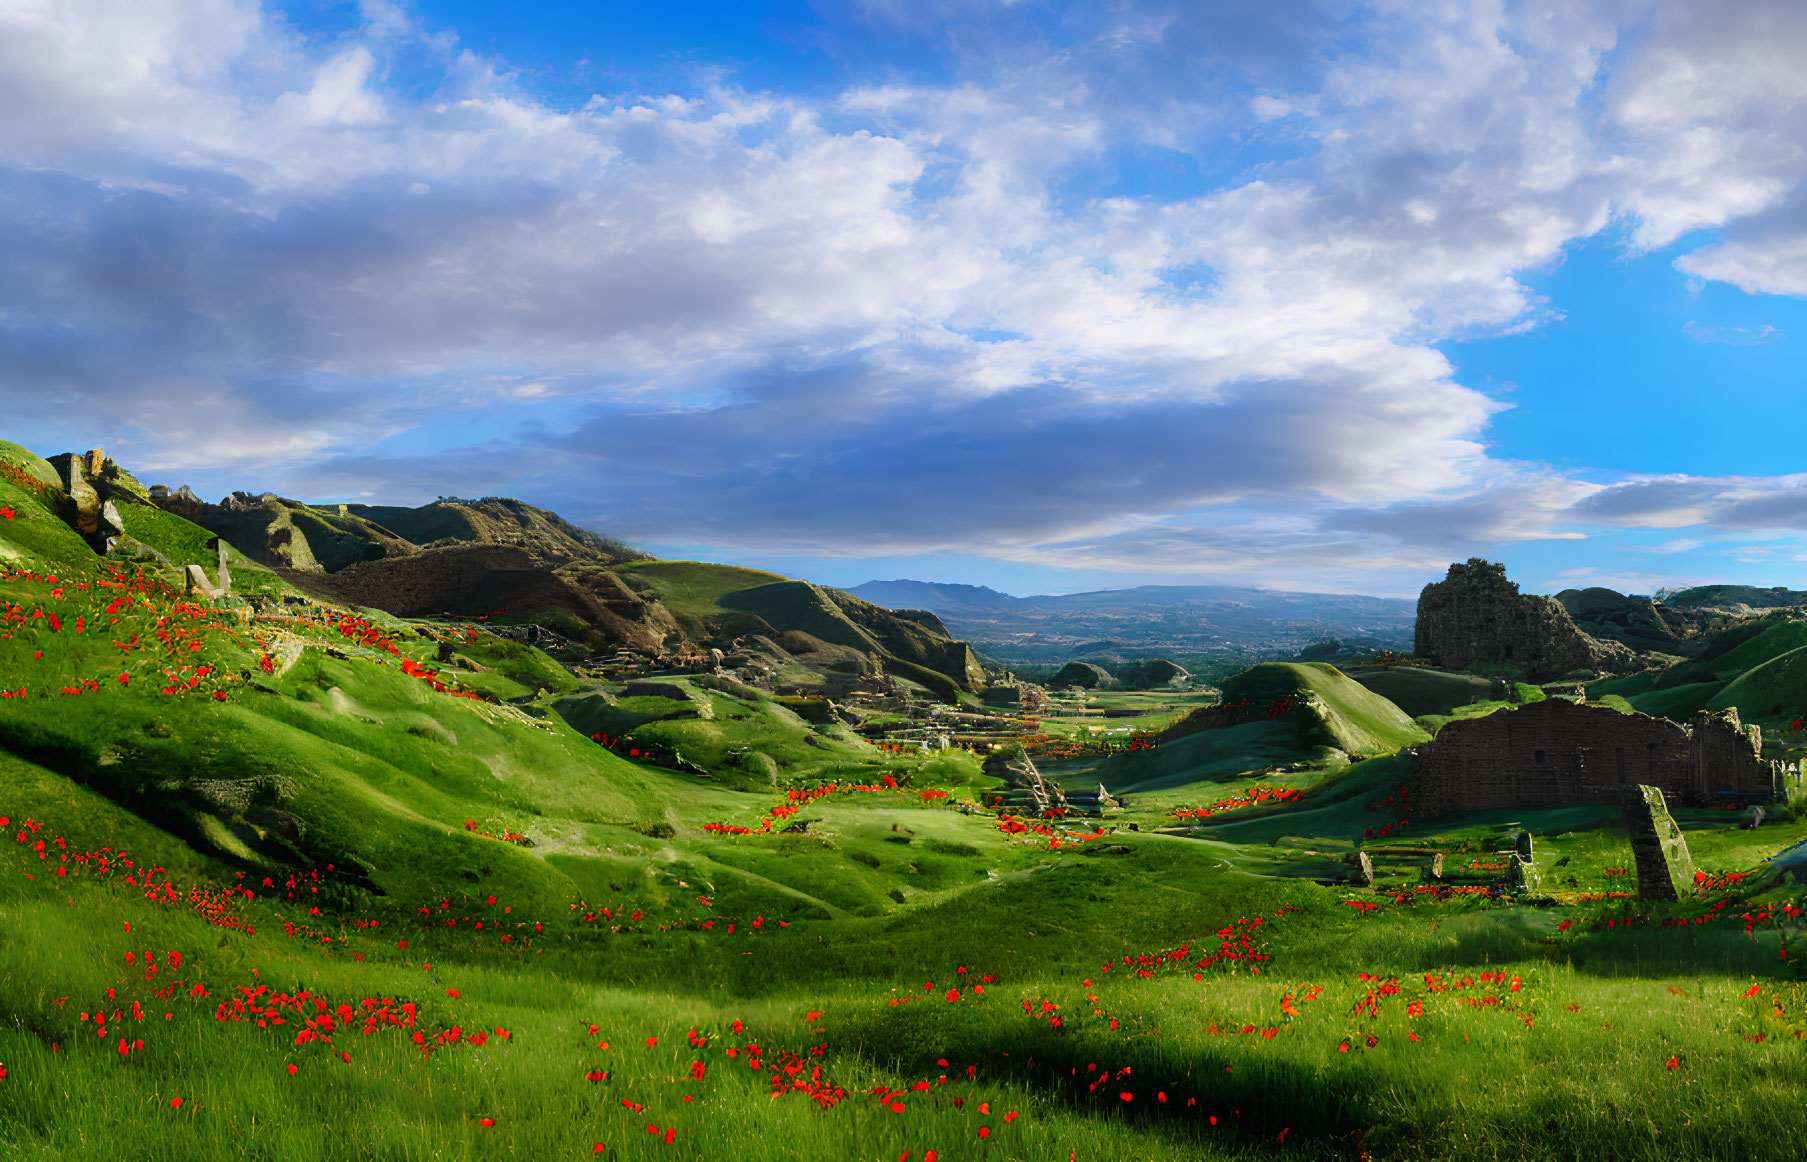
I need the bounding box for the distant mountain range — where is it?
[847,579,1418,666]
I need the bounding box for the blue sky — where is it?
[5,1,1807,599]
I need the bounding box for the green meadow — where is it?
[2,441,1807,1161]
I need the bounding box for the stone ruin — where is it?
[46,448,126,552]
[182,537,233,601]
[1507,830,1542,894]
[1415,558,1634,680]
[1622,784,1696,902]
[46,449,237,604]
[1412,697,1800,817]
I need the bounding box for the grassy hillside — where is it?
[1348,665,1496,718]
[1590,615,1807,731]
[1090,718,1339,794]
[1223,662,1429,757]
[11,451,1807,1160]
[615,560,794,622]
[1082,664,1425,797]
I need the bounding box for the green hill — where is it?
[619,564,989,699]
[1093,718,1339,793]
[1347,665,1497,717]
[615,560,795,622]
[1095,662,1427,793]
[1590,616,1807,728]
[1222,662,1429,757]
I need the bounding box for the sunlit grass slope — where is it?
[1593,615,1807,730]
[614,560,793,623]
[10,448,1807,1160]
[1347,666,1495,718]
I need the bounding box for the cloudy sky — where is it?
[5,0,1807,598]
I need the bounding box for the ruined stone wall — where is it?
[1689,709,1779,799]
[1414,698,1798,817]
[1413,699,1693,817]
[1414,559,1635,679]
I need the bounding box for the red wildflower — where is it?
[170,1097,183,1109]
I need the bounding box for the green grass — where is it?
[614,561,793,622]
[1086,720,1340,795]
[1707,645,1807,727]
[1222,662,1429,757]
[1592,616,1807,728]
[13,467,1807,1159]
[1347,666,1497,718]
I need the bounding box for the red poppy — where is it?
[170,1097,183,1109]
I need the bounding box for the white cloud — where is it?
[1,1,1807,588]
[1681,320,1779,345]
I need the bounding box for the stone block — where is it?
[1509,852,1541,893]
[182,564,220,599]
[1622,784,1695,902]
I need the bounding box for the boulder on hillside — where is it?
[1052,661,1113,689]
[1415,559,1635,681]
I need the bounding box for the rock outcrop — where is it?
[283,543,680,653]
[1414,559,1634,679]
[45,448,146,551]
